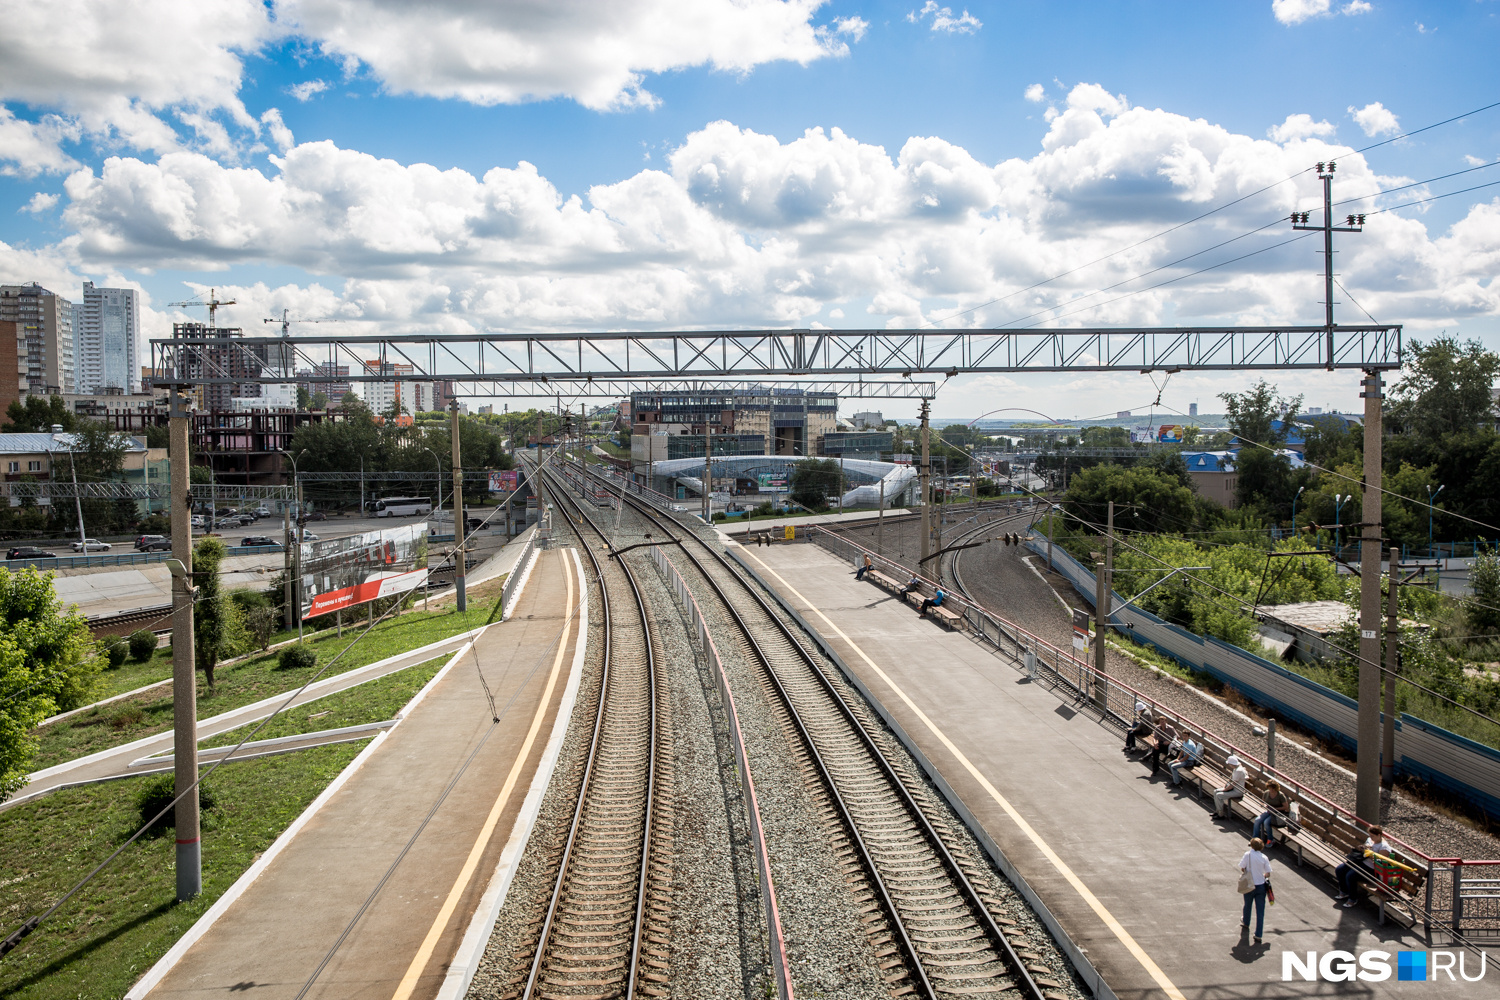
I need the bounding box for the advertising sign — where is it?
[489,469,520,493]
[301,523,429,619]
[757,472,788,492]
[1158,424,1183,444]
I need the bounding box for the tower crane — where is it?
[263,309,344,336]
[167,288,236,329]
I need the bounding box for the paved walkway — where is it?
[734,540,1494,1000]
[143,546,584,1000]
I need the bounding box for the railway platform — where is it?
[731,539,1493,999]
[132,546,587,1000]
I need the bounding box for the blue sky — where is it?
[2,0,1498,421]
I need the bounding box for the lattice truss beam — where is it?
[2,483,295,501]
[149,324,1403,389]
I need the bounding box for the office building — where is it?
[75,282,140,394]
[361,361,438,414]
[1,283,75,396]
[629,386,838,467]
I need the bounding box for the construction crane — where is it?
[263,309,344,336]
[167,288,236,329]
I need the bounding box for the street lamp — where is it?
[1426,484,1444,558]
[423,446,443,526]
[1292,485,1305,536]
[1334,493,1351,555]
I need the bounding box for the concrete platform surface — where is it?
[734,540,1495,1000]
[143,546,584,1000]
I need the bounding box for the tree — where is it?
[296,386,312,409]
[1389,335,1500,439]
[0,567,97,799]
[2,394,76,433]
[309,391,329,410]
[789,458,845,511]
[1220,380,1303,516]
[1063,464,1201,538]
[192,537,243,687]
[1081,425,1130,448]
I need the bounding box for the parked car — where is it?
[190,515,207,528]
[253,506,272,518]
[140,538,173,552]
[240,535,280,548]
[71,539,111,552]
[298,510,327,523]
[7,547,54,560]
[135,534,166,550]
[298,531,320,541]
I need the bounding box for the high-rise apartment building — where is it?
[75,282,140,394]
[1,283,75,396]
[361,360,432,414]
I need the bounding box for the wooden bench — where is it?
[867,569,903,592]
[898,588,963,629]
[1148,727,1426,926]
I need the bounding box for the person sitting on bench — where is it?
[855,554,873,581]
[899,573,920,597]
[1144,718,1179,775]
[1123,702,1155,752]
[1213,755,1248,819]
[1334,826,1393,907]
[1169,736,1202,786]
[1252,781,1292,845]
[919,586,946,617]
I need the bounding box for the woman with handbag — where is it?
[1239,837,1273,944]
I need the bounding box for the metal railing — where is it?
[498,530,541,622]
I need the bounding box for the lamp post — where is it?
[1334,493,1350,556]
[1292,485,1305,537]
[424,446,444,526]
[1426,484,1444,558]
[279,448,308,640]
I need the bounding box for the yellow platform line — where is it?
[742,547,1186,1000]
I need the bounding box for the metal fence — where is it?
[809,527,1500,938]
[499,530,541,622]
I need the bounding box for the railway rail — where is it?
[508,466,672,1000]
[573,459,1055,1000]
[86,604,173,638]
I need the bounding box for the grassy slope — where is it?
[0,657,448,999]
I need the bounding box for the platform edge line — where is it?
[122,628,489,1000]
[437,546,591,1000]
[726,544,1120,1000]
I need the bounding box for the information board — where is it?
[301,522,429,619]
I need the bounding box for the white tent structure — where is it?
[645,455,916,508]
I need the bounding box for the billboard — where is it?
[757,472,788,492]
[1158,424,1184,444]
[489,469,520,493]
[301,523,429,619]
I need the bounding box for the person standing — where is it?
[1240,837,1273,944]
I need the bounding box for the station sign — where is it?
[301,522,429,619]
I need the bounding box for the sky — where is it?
[1,0,1498,424]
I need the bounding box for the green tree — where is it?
[1220,380,1303,516]
[1389,335,1500,439]
[296,386,312,409]
[789,458,845,511]
[1064,463,1200,538]
[1468,548,1500,635]
[0,567,97,798]
[309,390,329,410]
[2,394,76,433]
[1081,425,1130,448]
[192,537,243,687]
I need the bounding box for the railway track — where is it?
[505,468,673,1000]
[575,461,1056,1000]
[86,604,173,638]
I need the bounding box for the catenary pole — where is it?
[451,398,467,611]
[920,400,931,567]
[1356,371,1385,822]
[1095,500,1114,709]
[168,389,200,901]
[1383,544,1400,787]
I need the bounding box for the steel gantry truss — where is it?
[453,378,937,399]
[0,482,295,502]
[149,324,1402,390]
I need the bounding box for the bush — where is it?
[712,511,727,522]
[128,629,158,662]
[245,606,279,651]
[279,644,317,671]
[230,589,270,612]
[136,513,170,535]
[753,501,774,517]
[104,637,129,668]
[136,773,215,834]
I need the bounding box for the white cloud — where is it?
[1024,83,1045,103]
[908,2,982,34]
[22,192,60,214]
[260,109,295,153]
[1343,1,1372,14]
[0,108,81,176]
[286,79,330,102]
[832,16,869,42]
[278,0,856,111]
[34,80,1498,339]
[1272,0,1330,25]
[1465,155,1489,168]
[1349,101,1400,137]
[1267,113,1335,143]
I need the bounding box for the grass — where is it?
[0,745,363,999]
[33,599,501,771]
[200,656,446,749]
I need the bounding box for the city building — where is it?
[1,429,164,513]
[74,282,140,394]
[1189,402,1199,417]
[1,283,75,396]
[629,386,837,471]
[850,410,885,429]
[819,430,894,459]
[360,361,436,414]
[168,322,285,411]
[0,320,17,416]
[296,362,353,405]
[1180,451,1238,509]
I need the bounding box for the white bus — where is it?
[373,496,433,517]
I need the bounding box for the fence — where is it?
[498,530,541,622]
[647,542,792,999]
[1029,537,1500,826]
[808,527,1500,937]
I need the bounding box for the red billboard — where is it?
[300,523,429,619]
[489,470,520,492]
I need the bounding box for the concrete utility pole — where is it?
[704,406,712,523]
[1383,545,1400,787]
[1356,372,1384,822]
[919,399,931,566]
[168,389,200,901]
[1094,500,1114,708]
[282,503,292,631]
[877,475,885,556]
[451,399,466,611]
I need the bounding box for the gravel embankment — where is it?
[841,514,1500,864]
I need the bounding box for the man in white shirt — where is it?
[1214,754,1248,819]
[1240,837,1273,943]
